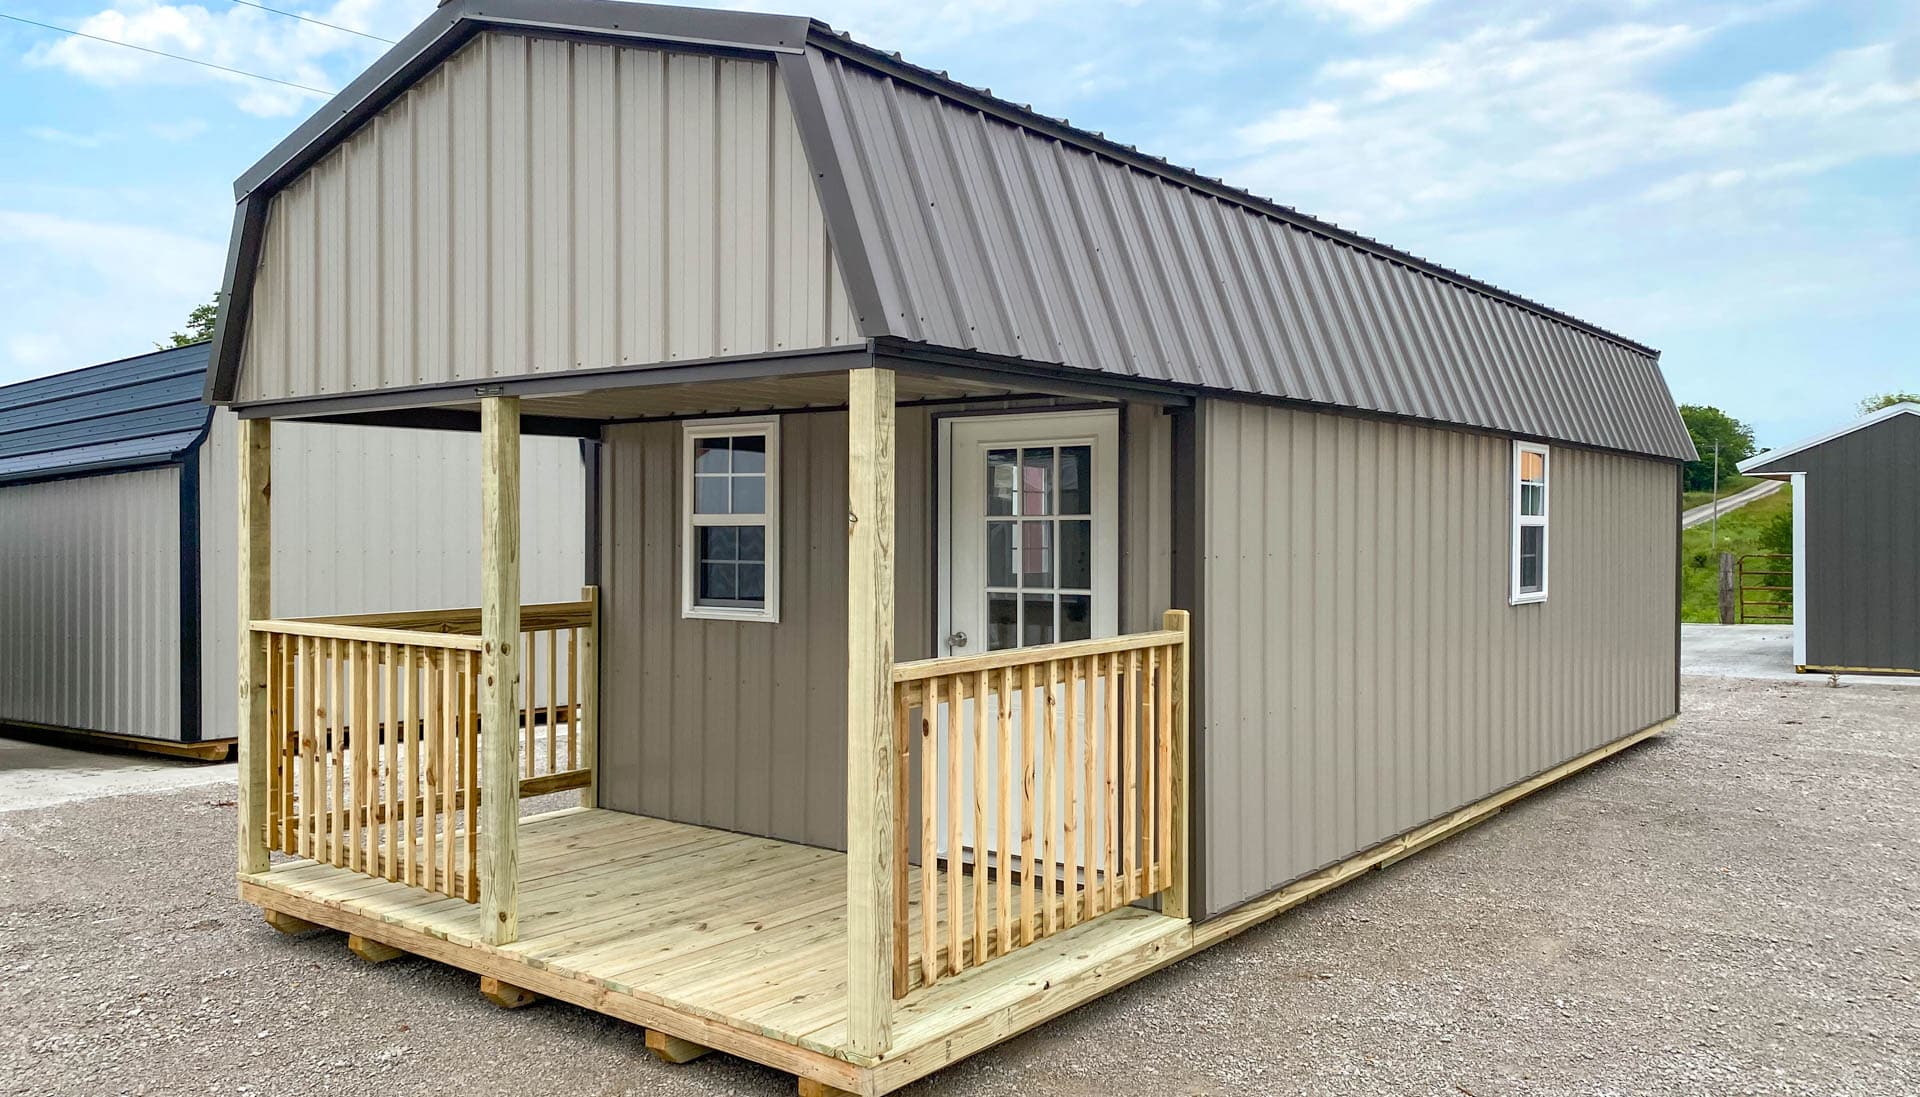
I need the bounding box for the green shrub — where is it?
[1757,511,1793,556]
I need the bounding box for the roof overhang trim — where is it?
[1739,403,1920,474]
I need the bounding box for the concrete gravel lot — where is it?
[3,675,1916,1097]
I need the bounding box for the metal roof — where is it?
[0,343,212,485]
[1740,403,1920,475]
[208,0,1695,461]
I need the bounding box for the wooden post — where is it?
[846,367,896,1057]
[1161,609,1192,920]
[1717,551,1736,625]
[480,395,522,945]
[237,417,272,876]
[580,585,599,808]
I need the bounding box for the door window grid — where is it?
[985,444,1094,651]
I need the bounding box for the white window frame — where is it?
[1510,440,1550,605]
[682,416,780,623]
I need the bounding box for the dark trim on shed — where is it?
[176,443,205,743]
[1168,401,1207,919]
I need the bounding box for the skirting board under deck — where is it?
[239,717,1669,1094]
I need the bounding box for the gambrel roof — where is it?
[209,0,1694,461]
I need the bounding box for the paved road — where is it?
[1681,477,1783,528]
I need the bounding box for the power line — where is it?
[0,11,337,96]
[227,0,394,45]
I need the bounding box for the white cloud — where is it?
[148,118,210,141]
[1292,0,1433,32]
[24,1,431,117]
[26,126,109,148]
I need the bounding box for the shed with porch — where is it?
[0,342,586,758]
[1739,402,1920,676]
[209,3,1693,1093]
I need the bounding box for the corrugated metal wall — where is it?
[1757,414,1920,671]
[237,32,860,403]
[814,53,1693,461]
[0,468,183,739]
[597,403,1170,849]
[198,412,587,741]
[1196,400,1677,917]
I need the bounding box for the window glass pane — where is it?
[1022,593,1056,647]
[1519,525,1544,593]
[1058,520,1091,589]
[987,521,1016,588]
[737,524,765,563]
[1520,483,1545,517]
[1060,594,1091,642]
[1018,520,1053,587]
[694,475,730,514]
[737,563,765,601]
[732,474,766,515]
[695,437,731,474]
[988,593,1019,651]
[1058,445,1092,516]
[986,449,1017,516]
[1520,449,1545,482]
[700,562,737,600]
[699,525,738,561]
[731,434,766,473]
[1020,448,1053,516]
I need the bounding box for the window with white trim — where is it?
[1511,441,1549,603]
[683,418,779,622]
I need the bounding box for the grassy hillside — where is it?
[1681,474,1760,511]
[1680,484,1793,623]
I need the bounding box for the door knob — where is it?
[946,631,969,651]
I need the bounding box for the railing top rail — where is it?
[283,599,594,634]
[250,617,487,651]
[891,627,1186,684]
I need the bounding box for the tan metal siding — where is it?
[0,468,183,740]
[237,32,859,403]
[816,55,1692,460]
[597,402,1171,849]
[1197,400,1677,916]
[198,413,586,741]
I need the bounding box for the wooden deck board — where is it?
[243,808,1190,1095]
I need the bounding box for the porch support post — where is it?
[236,416,272,875]
[480,395,522,945]
[846,366,896,1057]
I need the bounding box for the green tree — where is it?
[1678,404,1756,493]
[160,295,219,348]
[1858,392,1920,416]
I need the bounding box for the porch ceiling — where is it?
[476,368,1022,422]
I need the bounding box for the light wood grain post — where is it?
[1161,609,1192,920]
[236,416,272,876]
[580,584,599,808]
[480,395,523,945]
[846,367,896,1057]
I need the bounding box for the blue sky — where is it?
[1,0,1915,448]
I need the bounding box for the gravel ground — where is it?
[3,675,1916,1097]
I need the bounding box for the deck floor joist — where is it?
[241,807,1192,1095]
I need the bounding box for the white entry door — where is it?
[935,410,1120,865]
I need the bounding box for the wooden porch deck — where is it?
[240,806,1192,1095]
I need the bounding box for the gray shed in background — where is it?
[0,343,588,755]
[1741,403,1920,675]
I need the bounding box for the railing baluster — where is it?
[1019,662,1036,947]
[1104,649,1119,914]
[382,642,397,878]
[1157,644,1174,892]
[919,676,939,987]
[441,647,457,896]
[1142,646,1156,895]
[1040,658,1057,939]
[1123,648,1139,903]
[1063,656,1080,931]
[464,650,480,902]
[996,665,1012,958]
[945,673,963,975]
[402,645,418,887]
[423,649,439,885]
[523,630,536,779]
[971,667,988,969]
[546,628,558,776]
[891,683,911,999]
[567,626,579,772]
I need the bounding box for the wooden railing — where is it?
[253,594,597,902]
[888,610,1189,998]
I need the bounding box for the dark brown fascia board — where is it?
[230,345,872,420]
[291,408,602,438]
[801,26,1662,362]
[205,196,262,404]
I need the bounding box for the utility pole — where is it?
[1709,440,1721,555]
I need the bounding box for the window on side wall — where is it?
[683,417,779,622]
[1511,440,1549,604]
